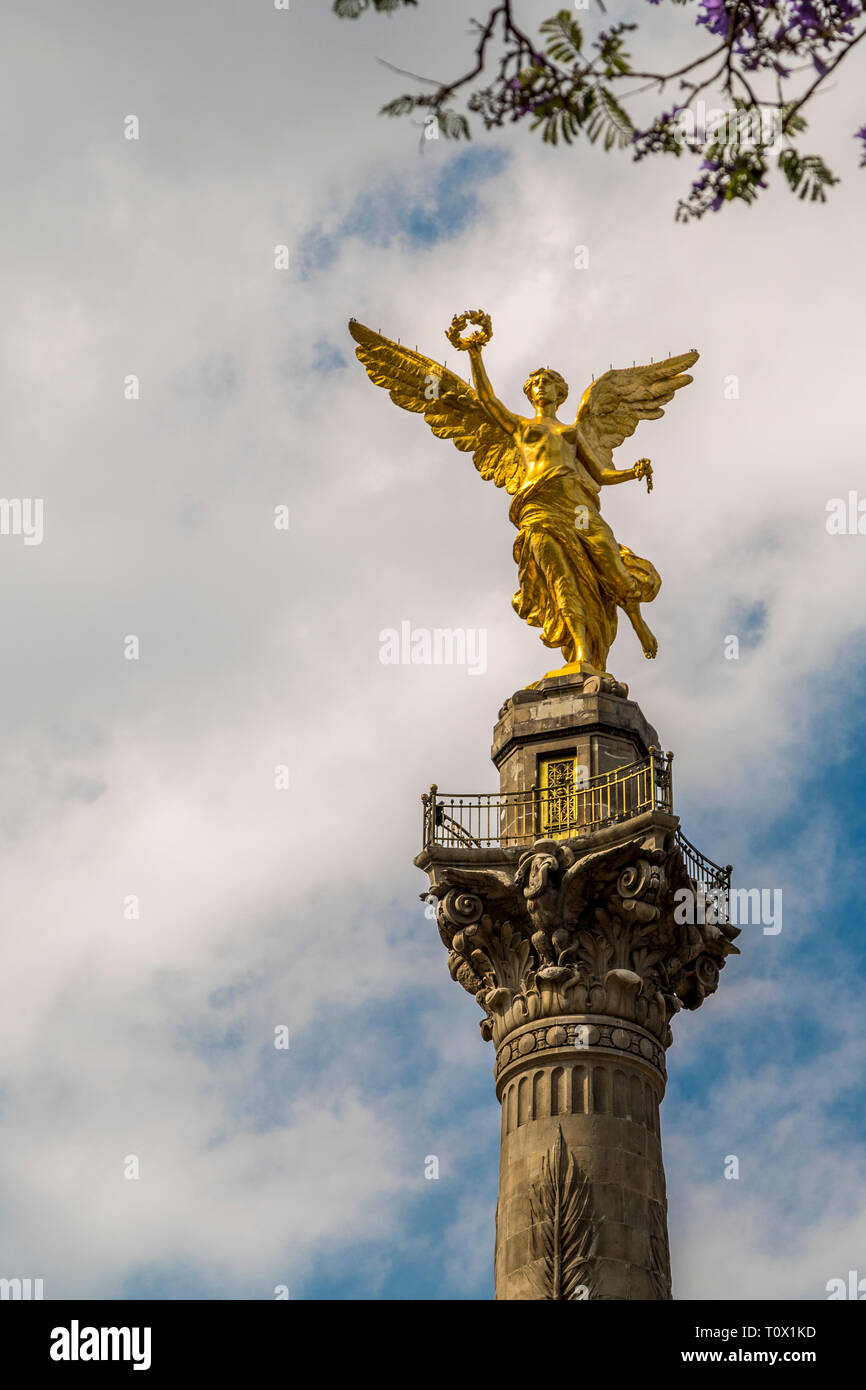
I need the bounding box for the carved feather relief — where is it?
[529,1125,600,1300]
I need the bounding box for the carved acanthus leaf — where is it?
[424,830,737,1046]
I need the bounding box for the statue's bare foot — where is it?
[626,608,658,659]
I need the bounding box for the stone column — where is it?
[494,1014,669,1300]
[416,670,738,1301]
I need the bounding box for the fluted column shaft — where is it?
[493,1016,669,1300]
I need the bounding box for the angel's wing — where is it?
[348,320,525,494]
[575,351,699,470]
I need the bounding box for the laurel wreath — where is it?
[446,309,493,351]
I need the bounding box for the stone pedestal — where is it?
[415,670,737,1301]
[493,670,661,795]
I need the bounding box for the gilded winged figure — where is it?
[349,310,698,678]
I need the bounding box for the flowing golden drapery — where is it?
[509,462,660,671]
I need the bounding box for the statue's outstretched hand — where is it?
[633,458,653,493]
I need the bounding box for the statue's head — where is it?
[523,367,569,411]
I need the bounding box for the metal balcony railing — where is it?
[419,750,731,907]
[675,826,732,918]
[421,750,673,851]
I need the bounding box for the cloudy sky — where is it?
[0,0,864,1299]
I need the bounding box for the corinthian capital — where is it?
[420,826,738,1050]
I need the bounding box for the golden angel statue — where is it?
[349,309,697,679]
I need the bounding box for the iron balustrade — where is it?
[675,826,732,920]
[420,751,730,908]
[421,750,673,850]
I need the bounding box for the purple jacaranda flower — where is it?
[789,0,822,31]
[788,0,862,36]
[829,0,861,27]
[697,0,731,35]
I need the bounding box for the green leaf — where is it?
[529,96,586,148]
[438,109,471,140]
[334,0,417,14]
[778,148,838,202]
[540,10,584,64]
[586,86,633,150]
[595,23,635,78]
[380,94,417,117]
[780,104,808,137]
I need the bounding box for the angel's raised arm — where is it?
[467,347,519,437]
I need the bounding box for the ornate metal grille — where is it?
[543,758,575,837]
